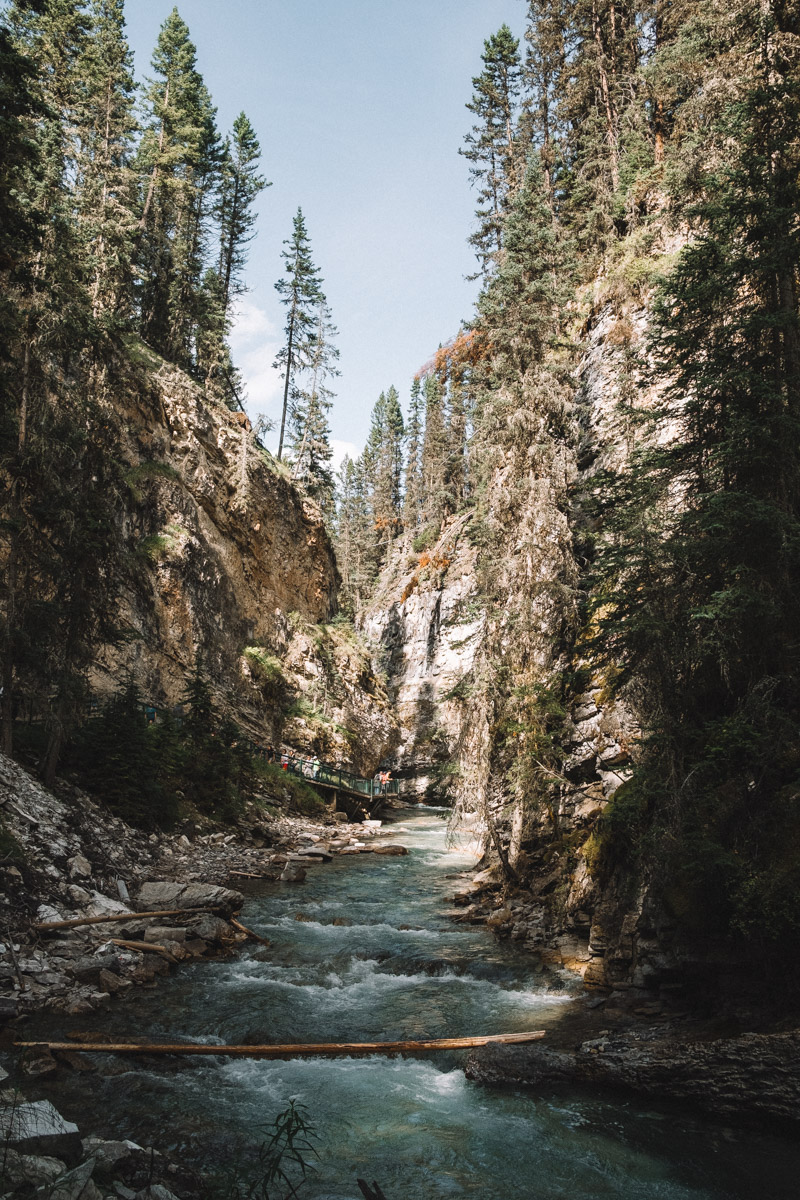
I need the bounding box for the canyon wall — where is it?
[92,345,396,772]
[362,292,727,1005]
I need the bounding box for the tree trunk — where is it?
[278,307,295,459]
[592,1,620,192]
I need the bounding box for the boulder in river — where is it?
[135,881,243,918]
[465,1028,800,1125]
[280,861,307,882]
[0,1099,82,1162]
[373,844,409,856]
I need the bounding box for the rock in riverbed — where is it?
[466,1027,800,1125]
[135,881,244,917]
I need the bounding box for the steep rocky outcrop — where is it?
[362,513,481,796]
[362,288,731,1004]
[94,346,335,705]
[467,1027,800,1126]
[89,346,394,770]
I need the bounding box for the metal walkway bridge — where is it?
[248,744,399,809]
[87,696,397,813]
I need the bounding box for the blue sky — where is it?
[123,0,525,462]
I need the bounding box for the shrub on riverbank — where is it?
[69,672,253,829]
[252,759,327,817]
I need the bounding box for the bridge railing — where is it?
[81,697,399,799]
[247,744,398,799]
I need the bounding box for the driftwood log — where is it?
[110,939,171,958]
[15,1031,546,1059]
[34,907,223,932]
[230,917,271,948]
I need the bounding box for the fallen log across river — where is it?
[16,1030,546,1059]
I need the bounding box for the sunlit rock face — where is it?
[361,295,695,994]
[88,353,397,772]
[361,513,482,799]
[90,355,335,715]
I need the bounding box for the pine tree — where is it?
[136,8,220,368]
[273,208,325,459]
[557,0,644,252]
[364,388,404,559]
[460,25,524,277]
[217,111,269,319]
[334,455,372,615]
[476,151,572,383]
[71,680,177,828]
[420,372,450,528]
[403,378,424,532]
[523,0,567,203]
[74,0,138,326]
[385,385,405,519]
[290,298,338,515]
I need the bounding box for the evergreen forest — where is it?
[1,0,800,1194]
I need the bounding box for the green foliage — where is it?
[411,525,437,554]
[136,533,172,562]
[289,298,338,516]
[124,460,179,498]
[584,0,800,947]
[274,208,326,461]
[252,760,326,817]
[460,23,524,278]
[426,759,460,807]
[582,780,649,883]
[243,647,285,681]
[177,664,252,820]
[222,1099,319,1200]
[72,668,255,828]
[0,1,269,780]
[71,681,179,829]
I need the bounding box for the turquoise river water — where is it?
[22,808,800,1198]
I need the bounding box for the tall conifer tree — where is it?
[460,25,524,277]
[403,378,424,532]
[273,207,324,459]
[216,111,269,319]
[137,8,220,368]
[290,298,338,515]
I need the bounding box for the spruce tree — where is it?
[334,456,367,615]
[273,208,325,459]
[290,299,338,515]
[217,111,269,319]
[476,151,572,382]
[74,0,138,326]
[523,0,567,203]
[364,388,404,560]
[137,8,220,368]
[402,377,424,533]
[460,25,524,277]
[420,372,450,528]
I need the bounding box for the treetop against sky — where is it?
[122,0,523,463]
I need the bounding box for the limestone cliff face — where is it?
[275,615,399,777]
[361,513,482,797]
[363,294,693,997]
[92,346,394,771]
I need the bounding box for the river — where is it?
[23,808,800,1198]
